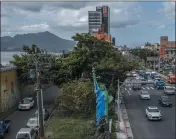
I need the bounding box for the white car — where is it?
[18,97,35,110]
[135,76,140,80]
[16,128,37,139]
[140,91,150,100]
[164,86,175,95]
[26,117,39,131]
[133,74,138,77]
[145,106,162,121]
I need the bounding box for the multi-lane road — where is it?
[123,77,175,139]
[4,85,60,139]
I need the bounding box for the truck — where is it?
[0,120,12,138]
[167,74,176,84]
[155,80,165,90]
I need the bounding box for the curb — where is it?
[121,104,133,139]
[115,99,134,139]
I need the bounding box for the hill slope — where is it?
[1,31,76,52]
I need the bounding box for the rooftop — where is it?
[0,65,18,72]
[18,128,32,133]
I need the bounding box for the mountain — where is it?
[1,31,76,52]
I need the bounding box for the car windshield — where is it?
[22,99,30,104]
[16,133,30,139]
[149,109,159,112]
[142,92,148,95]
[166,87,173,90]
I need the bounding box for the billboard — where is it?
[94,33,111,42]
[160,47,165,56]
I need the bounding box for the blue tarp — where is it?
[94,79,105,125]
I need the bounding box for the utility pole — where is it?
[117,79,120,122]
[158,56,161,72]
[35,60,44,139]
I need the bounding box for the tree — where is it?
[10,34,139,116]
[57,80,95,117]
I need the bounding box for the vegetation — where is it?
[10,33,139,138]
[130,48,159,62]
[45,109,96,139]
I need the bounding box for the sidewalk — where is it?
[115,100,133,139]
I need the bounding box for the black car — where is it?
[132,84,141,90]
[158,96,172,107]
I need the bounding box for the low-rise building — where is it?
[0,66,20,113]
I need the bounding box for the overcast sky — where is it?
[1,2,175,47]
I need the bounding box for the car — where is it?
[133,73,138,77]
[33,108,50,121]
[26,117,39,131]
[145,106,162,121]
[140,91,150,100]
[158,96,172,107]
[16,128,37,139]
[147,79,154,84]
[18,97,35,110]
[132,84,141,90]
[164,86,175,95]
[0,120,12,138]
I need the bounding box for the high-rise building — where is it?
[95,6,110,34]
[88,11,102,34]
[101,6,110,34]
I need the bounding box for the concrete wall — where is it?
[0,68,20,112]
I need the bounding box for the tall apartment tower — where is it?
[88,11,102,34]
[96,6,110,34]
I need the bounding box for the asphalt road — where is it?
[4,85,60,139]
[123,77,175,139]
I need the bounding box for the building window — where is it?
[171,50,173,54]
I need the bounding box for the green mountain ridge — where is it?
[1,31,76,52]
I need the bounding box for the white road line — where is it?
[127,91,131,95]
[146,87,150,90]
[142,87,145,90]
[125,88,127,91]
[129,88,132,90]
[150,87,154,89]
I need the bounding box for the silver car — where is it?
[164,86,175,95]
[140,91,150,100]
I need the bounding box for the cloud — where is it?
[161,2,175,20]
[1,2,142,37]
[158,24,166,29]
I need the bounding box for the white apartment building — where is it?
[88,11,102,34]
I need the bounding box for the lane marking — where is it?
[129,88,132,90]
[142,87,145,90]
[146,87,150,90]
[150,87,154,89]
[125,88,127,91]
[127,91,131,95]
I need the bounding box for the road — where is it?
[5,85,60,139]
[123,77,175,139]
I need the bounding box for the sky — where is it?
[1,2,175,47]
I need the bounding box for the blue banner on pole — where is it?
[94,79,105,125]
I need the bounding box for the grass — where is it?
[45,111,96,139]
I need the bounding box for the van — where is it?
[16,128,37,139]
